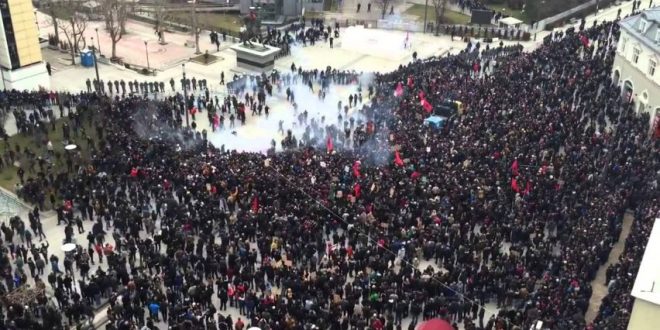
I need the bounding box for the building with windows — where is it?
[239,0,323,21]
[627,217,660,330]
[0,0,49,90]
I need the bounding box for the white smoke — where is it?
[206,73,374,153]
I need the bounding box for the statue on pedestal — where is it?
[240,10,259,47]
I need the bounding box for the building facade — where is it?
[0,0,48,90]
[613,7,660,129]
[239,0,323,20]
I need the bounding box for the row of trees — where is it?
[47,0,131,64]
[372,0,450,32]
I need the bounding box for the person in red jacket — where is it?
[234,317,244,330]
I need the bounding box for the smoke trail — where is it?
[203,69,398,156]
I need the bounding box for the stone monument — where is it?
[231,9,280,72]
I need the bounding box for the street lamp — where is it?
[89,43,101,95]
[144,41,150,70]
[182,63,189,127]
[95,28,101,55]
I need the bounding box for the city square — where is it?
[0,0,657,330]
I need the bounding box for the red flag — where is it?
[511,178,520,193]
[411,171,420,181]
[580,34,590,48]
[418,91,426,100]
[511,160,519,177]
[407,76,414,87]
[353,183,361,198]
[394,150,404,166]
[130,167,138,177]
[523,180,532,195]
[326,136,334,153]
[251,196,259,213]
[352,161,361,178]
[421,98,433,113]
[394,82,403,97]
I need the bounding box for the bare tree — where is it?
[190,0,200,54]
[154,0,170,44]
[432,0,449,36]
[59,3,88,65]
[374,0,393,19]
[102,0,129,60]
[47,0,59,43]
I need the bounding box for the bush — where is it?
[48,34,59,46]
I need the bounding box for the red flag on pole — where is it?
[352,161,361,178]
[251,196,259,213]
[394,82,403,97]
[394,150,404,166]
[421,98,433,113]
[511,159,519,177]
[353,183,361,198]
[580,34,590,48]
[511,178,520,193]
[326,136,334,153]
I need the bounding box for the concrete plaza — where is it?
[1,0,638,328]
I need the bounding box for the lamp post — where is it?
[144,41,150,70]
[423,0,429,33]
[90,45,101,95]
[182,63,189,127]
[95,28,101,55]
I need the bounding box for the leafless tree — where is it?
[154,0,170,44]
[46,0,59,43]
[432,0,449,35]
[374,0,393,19]
[59,4,88,65]
[190,0,200,54]
[102,0,130,60]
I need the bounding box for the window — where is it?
[640,19,649,32]
[633,47,641,63]
[649,59,656,76]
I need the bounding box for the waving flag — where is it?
[251,196,259,213]
[511,159,519,177]
[352,161,361,178]
[353,183,361,198]
[326,136,334,154]
[580,34,590,48]
[394,82,403,97]
[511,178,520,193]
[421,98,433,113]
[394,150,404,166]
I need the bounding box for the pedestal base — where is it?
[230,43,280,73]
[0,62,50,91]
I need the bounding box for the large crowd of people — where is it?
[0,14,657,330]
